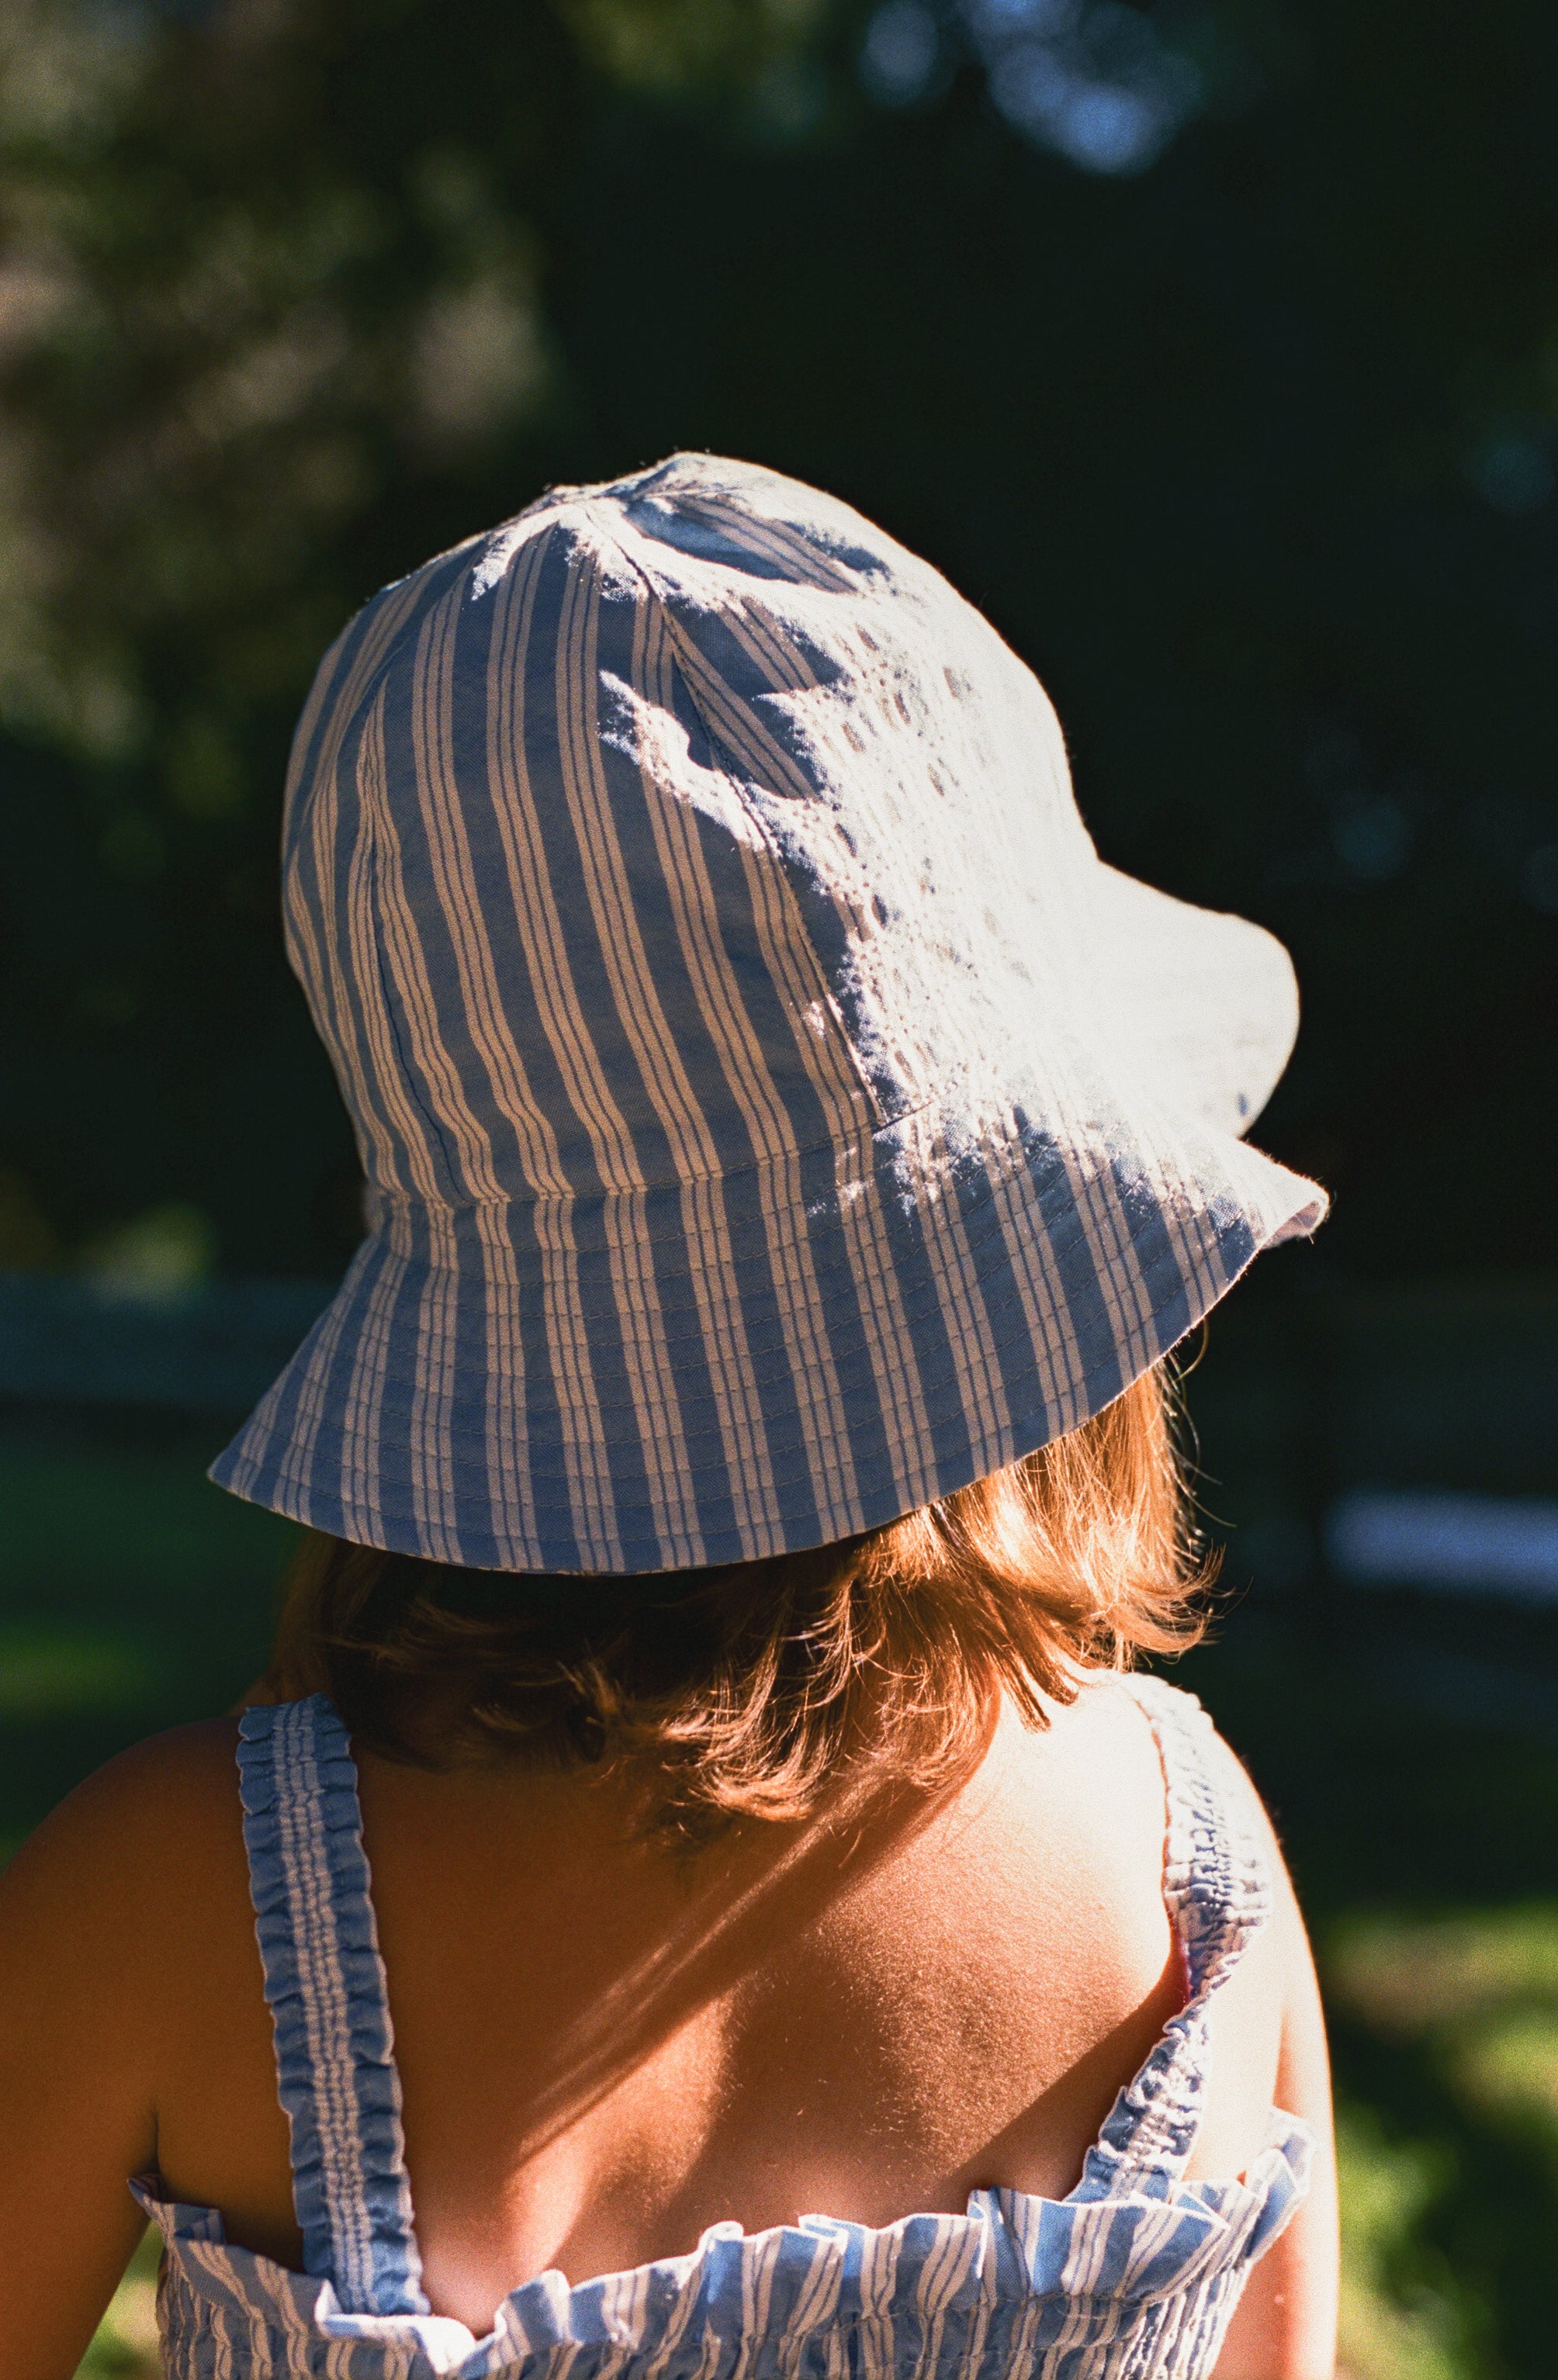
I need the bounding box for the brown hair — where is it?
[264,1361,1211,1835]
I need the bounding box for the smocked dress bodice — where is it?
[133,1679,1311,2378]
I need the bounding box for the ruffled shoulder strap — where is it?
[1074,1676,1272,2202]
[236,1695,428,2316]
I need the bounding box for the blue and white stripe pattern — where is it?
[133,1680,1312,2378]
[210,454,1324,1572]
[236,1701,428,2316]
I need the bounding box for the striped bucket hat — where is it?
[213,453,1326,1572]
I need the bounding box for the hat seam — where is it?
[357,1084,1253,1240]
[347,1164,1193,1358]
[365,1084,940,1212]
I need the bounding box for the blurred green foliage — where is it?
[0,0,834,1271]
[0,0,820,763]
[0,0,1554,1276]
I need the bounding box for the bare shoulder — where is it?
[0,1717,244,1942]
[1192,1722,1339,2375]
[0,1722,253,2376]
[1202,1725,1334,2143]
[1197,1723,1323,1996]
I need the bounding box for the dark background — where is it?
[1,3,1556,2371]
[2,0,1556,1282]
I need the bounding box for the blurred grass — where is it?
[1175,1611,1558,2380]
[1335,2102,1470,2380]
[1326,1906,1558,2376]
[76,2226,161,2378]
[0,1403,295,1836]
[3,1392,1554,2376]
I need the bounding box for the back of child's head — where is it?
[266,1362,1208,1834]
[220,454,1324,1847]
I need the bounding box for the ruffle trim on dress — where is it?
[133,2129,1312,2380]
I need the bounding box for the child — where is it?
[0,455,1336,2378]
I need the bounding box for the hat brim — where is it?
[211,878,1324,1575]
[1085,865,1303,1143]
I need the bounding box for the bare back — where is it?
[0,1675,1335,2378]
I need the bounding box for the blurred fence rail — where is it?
[0,1270,335,1415]
[1189,1271,1558,1589]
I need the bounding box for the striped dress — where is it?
[133,1679,1311,2378]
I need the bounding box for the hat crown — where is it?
[284,454,1105,1212]
[219,455,1321,1572]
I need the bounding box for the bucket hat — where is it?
[212,453,1326,1572]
